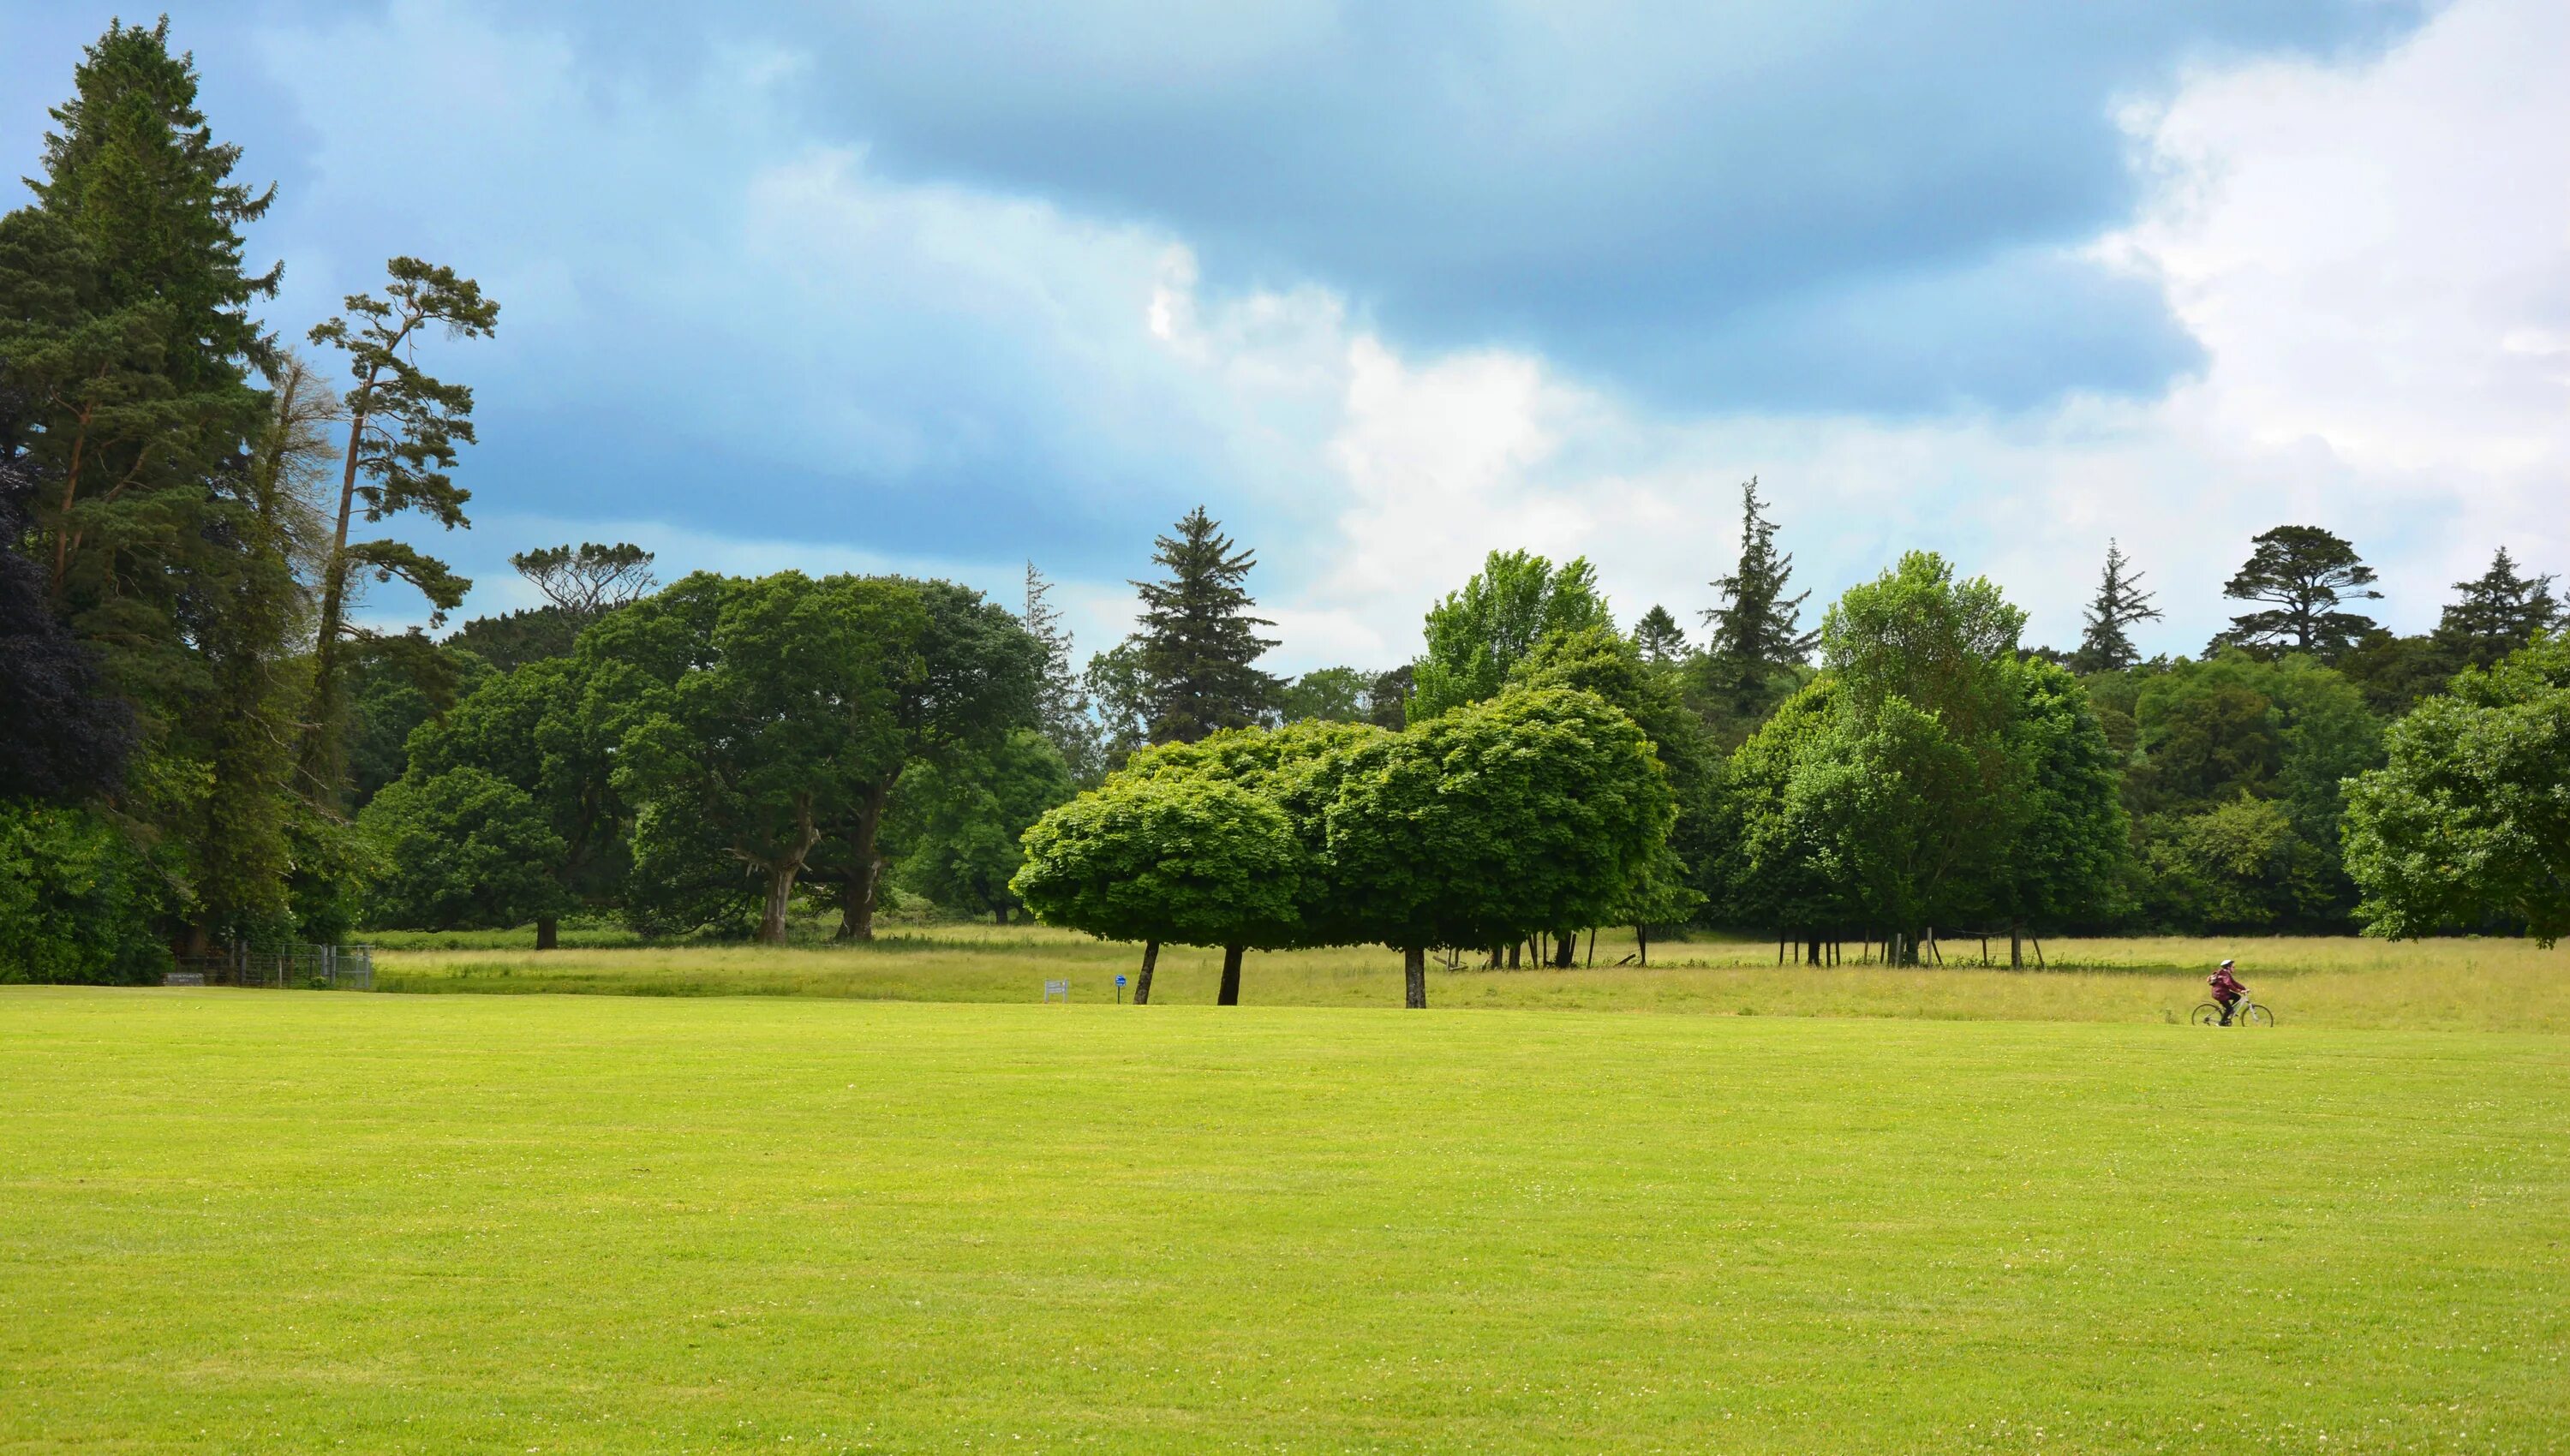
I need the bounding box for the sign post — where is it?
[1115,973,1127,1005]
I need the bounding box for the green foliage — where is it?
[1127,506,1280,743]
[441,605,584,671]
[1326,687,1675,952]
[2072,539,2161,674]
[0,798,165,982]
[356,767,567,932]
[1700,478,1817,715]
[604,572,918,941]
[1276,665,1372,724]
[892,730,1076,922]
[1013,775,1301,949]
[2217,525,2381,660]
[1716,557,2125,941]
[2345,636,2570,945]
[509,542,656,619]
[2139,793,2334,931]
[1631,605,1688,665]
[2433,546,2560,671]
[1411,549,1611,721]
[405,652,631,915]
[1020,563,1101,784]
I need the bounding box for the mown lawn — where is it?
[3,988,2564,1452]
[371,926,2570,1034]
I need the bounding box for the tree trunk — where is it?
[1506,940,1521,970]
[1553,932,1575,968]
[1403,945,1426,1009]
[535,916,559,951]
[758,864,798,945]
[836,780,892,941]
[1806,934,1822,966]
[1218,944,1244,1006]
[993,906,1007,927]
[1135,940,1158,1005]
[301,377,378,797]
[1585,927,1595,968]
[1635,923,1649,967]
[2010,922,2023,970]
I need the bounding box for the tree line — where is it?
[4,21,2562,983]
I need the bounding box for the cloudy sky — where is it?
[4,0,2563,669]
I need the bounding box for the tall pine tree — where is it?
[1021,561,1101,782]
[2072,539,2161,673]
[302,256,499,800]
[1631,605,1688,664]
[2435,546,2560,669]
[1700,477,1816,715]
[1128,506,1279,744]
[2217,525,2381,660]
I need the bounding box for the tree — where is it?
[1276,666,1372,724]
[0,460,134,802]
[1366,665,1414,731]
[1128,506,1279,743]
[1410,549,1611,720]
[0,798,164,982]
[1990,657,2131,952]
[357,767,566,932]
[2072,539,2161,674]
[511,542,657,621]
[2435,546,2560,670]
[2344,636,2570,945]
[1013,775,1300,1005]
[404,652,633,947]
[891,729,1076,924]
[1631,605,1688,665]
[1325,687,1675,1006]
[1085,640,1154,767]
[607,572,917,944]
[809,578,1043,940]
[1021,562,1102,782]
[303,256,499,800]
[1700,478,1817,715]
[2218,525,2381,660]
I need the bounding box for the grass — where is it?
[371,925,2570,1033]
[3,986,2564,1452]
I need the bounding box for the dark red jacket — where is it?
[2209,969,2244,1000]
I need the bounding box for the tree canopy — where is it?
[1411,549,1612,721]
[2219,525,2382,660]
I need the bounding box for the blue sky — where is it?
[3,0,2563,669]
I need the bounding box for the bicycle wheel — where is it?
[2190,1003,2223,1026]
[2240,1003,2274,1027]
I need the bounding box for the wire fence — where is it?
[169,944,374,991]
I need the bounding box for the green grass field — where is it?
[5,984,2565,1452]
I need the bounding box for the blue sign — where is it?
[1115,974,1127,987]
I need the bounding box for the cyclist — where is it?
[2208,959,2247,1024]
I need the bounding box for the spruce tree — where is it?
[303,257,499,799]
[1631,605,1688,664]
[1700,477,1816,713]
[2217,525,2381,659]
[1128,506,1279,743]
[2072,539,2162,674]
[2435,546,2560,669]
[1021,561,1101,781]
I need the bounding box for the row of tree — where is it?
[2,21,505,978]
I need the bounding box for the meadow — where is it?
[365,922,2570,1034]
[3,986,2564,1453]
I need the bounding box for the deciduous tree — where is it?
[1411,549,1611,721]
[357,767,565,932]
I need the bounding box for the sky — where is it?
[3,0,2564,671]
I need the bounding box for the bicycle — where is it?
[2190,997,2274,1027]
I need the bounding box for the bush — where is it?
[0,799,166,983]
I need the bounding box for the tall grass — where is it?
[369,924,2567,1032]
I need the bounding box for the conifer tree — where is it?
[1128,506,1279,743]
[1022,562,1101,780]
[1700,477,1816,713]
[2217,524,2381,660]
[2435,546,2560,669]
[2072,539,2161,674]
[303,257,499,799]
[1631,605,1688,664]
